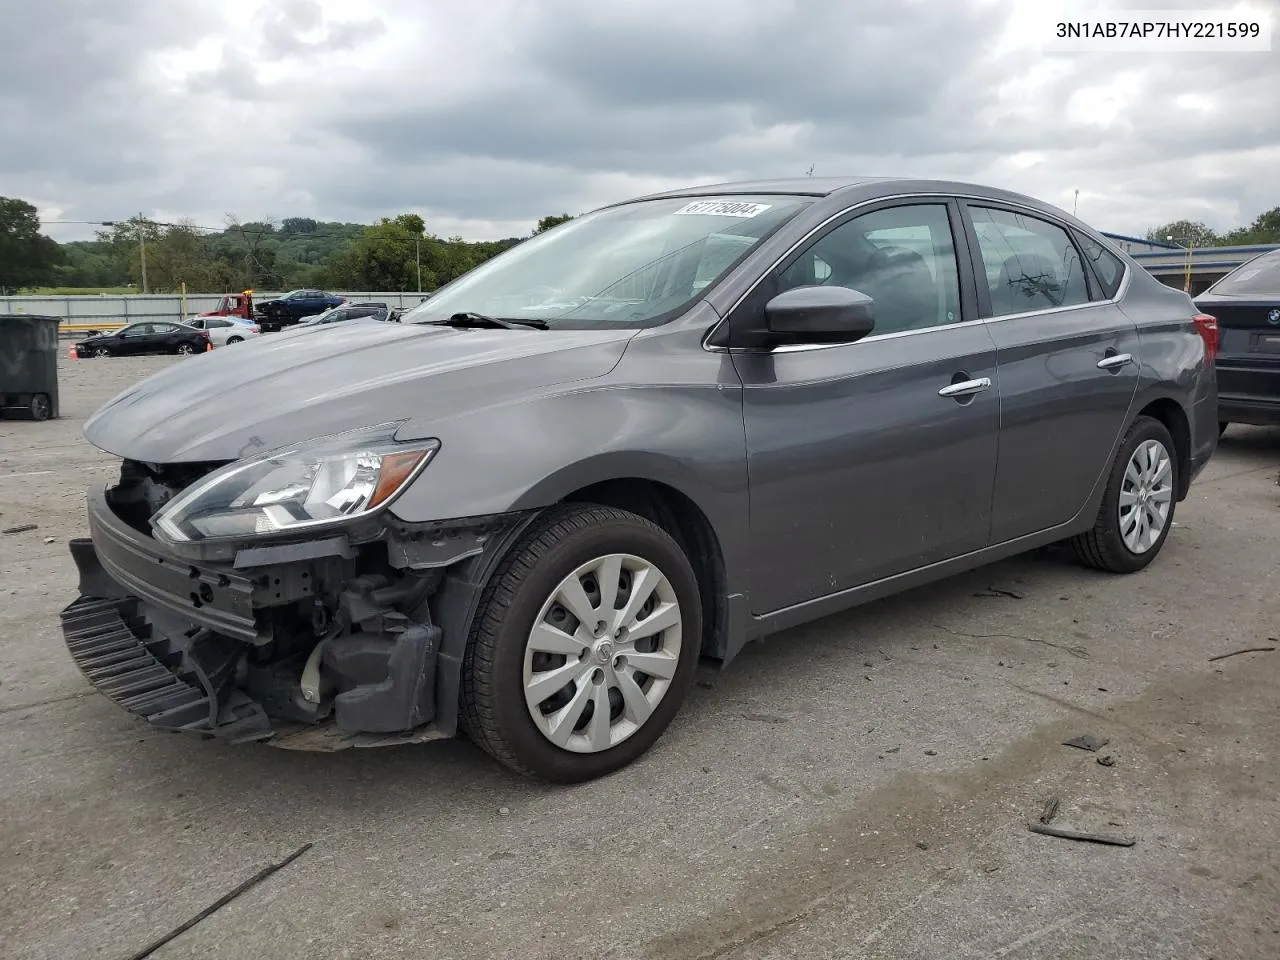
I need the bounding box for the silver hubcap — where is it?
[523,553,682,754]
[178,345,194,354]
[94,348,109,357]
[1119,438,1173,554]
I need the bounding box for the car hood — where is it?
[83,321,636,462]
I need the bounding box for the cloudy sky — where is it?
[2,0,1276,243]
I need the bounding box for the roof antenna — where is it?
[805,164,815,177]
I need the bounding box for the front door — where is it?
[961,203,1141,541]
[731,200,1000,614]
[116,323,153,355]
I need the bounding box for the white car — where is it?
[183,316,262,348]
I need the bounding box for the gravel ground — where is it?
[1,354,1278,960]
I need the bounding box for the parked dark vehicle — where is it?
[74,321,209,358]
[254,289,346,331]
[296,302,390,327]
[61,177,1217,782]
[1193,248,1280,433]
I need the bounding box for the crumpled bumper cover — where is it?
[60,487,453,751]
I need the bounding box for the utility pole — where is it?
[416,236,422,293]
[101,217,149,293]
[138,216,149,295]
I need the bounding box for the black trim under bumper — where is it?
[83,485,261,642]
[59,596,273,743]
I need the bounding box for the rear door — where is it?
[733,198,1000,613]
[150,322,184,353]
[960,202,1141,542]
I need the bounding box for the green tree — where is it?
[534,213,573,235]
[96,216,166,290]
[1146,220,1218,247]
[0,197,62,292]
[1221,206,1280,245]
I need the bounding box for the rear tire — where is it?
[1070,415,1178,574]
[28,393,51,421]
[461,504,701,782]
[226,336,243,344]
[176,343,195,355]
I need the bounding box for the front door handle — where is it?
[1097,352,1133,370]
[938,377,992,398]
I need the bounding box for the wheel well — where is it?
[559,479,728,660]
[1137,398,1191,499]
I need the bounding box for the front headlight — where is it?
[151,426,439,543]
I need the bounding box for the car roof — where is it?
[605,176,1099,234]
[609,175,1080,217]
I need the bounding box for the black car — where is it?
[1195,248,1280,432]
[75,321,209,359]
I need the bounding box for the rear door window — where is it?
[968,207,1089,316]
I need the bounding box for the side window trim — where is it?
[726,196,976,349]
[958,200,1095,320]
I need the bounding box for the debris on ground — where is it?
[1028,822,1136,847]
[1207,646,1276,662]
[1028,795,1135,846]
[1062,734,1109,752]
[2,523,37,535]
[124,842,312,960]
[1097,755,1116,767]
[974,587,1025,599]
[924,749,938,756]
[1039,797,1060,824]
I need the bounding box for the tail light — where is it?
[1193,313,1219,361]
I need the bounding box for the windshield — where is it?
[401,195,812,329]
[1206,250,1280,297]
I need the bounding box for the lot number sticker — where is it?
[673,200,772,218]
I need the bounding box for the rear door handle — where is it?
[1097,352,1133,370]
[938,377,992,398]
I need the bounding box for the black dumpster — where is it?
[0,314,60,421]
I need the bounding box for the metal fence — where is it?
[0,292,433,335]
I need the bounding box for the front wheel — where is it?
[93,347,111,358]
[1070,415,1178,573]
[461,504,701,782]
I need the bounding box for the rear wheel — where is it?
[461,504,701,782]
[1070,415,1178,573]
[175,343,196,355]
[28,393,51,421]
[226,336,243,344]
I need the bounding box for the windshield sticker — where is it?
[673,200,772,218]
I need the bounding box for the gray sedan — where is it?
[61,177,1217,782]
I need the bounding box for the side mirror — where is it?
[764,285,875,345]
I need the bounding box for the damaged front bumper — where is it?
[59,483,520,751]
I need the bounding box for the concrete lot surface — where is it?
[2,354,1278,960]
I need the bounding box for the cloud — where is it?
[2,0,1278,243]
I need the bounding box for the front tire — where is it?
[93,347,111,358]
[461,504,701,782]
[1070,415,1178,573]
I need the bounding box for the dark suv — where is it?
[60,177,1217,782]
[254,289,345,331]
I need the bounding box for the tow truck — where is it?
[187,290,255,323]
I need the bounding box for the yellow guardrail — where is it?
[61,321,128,334]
